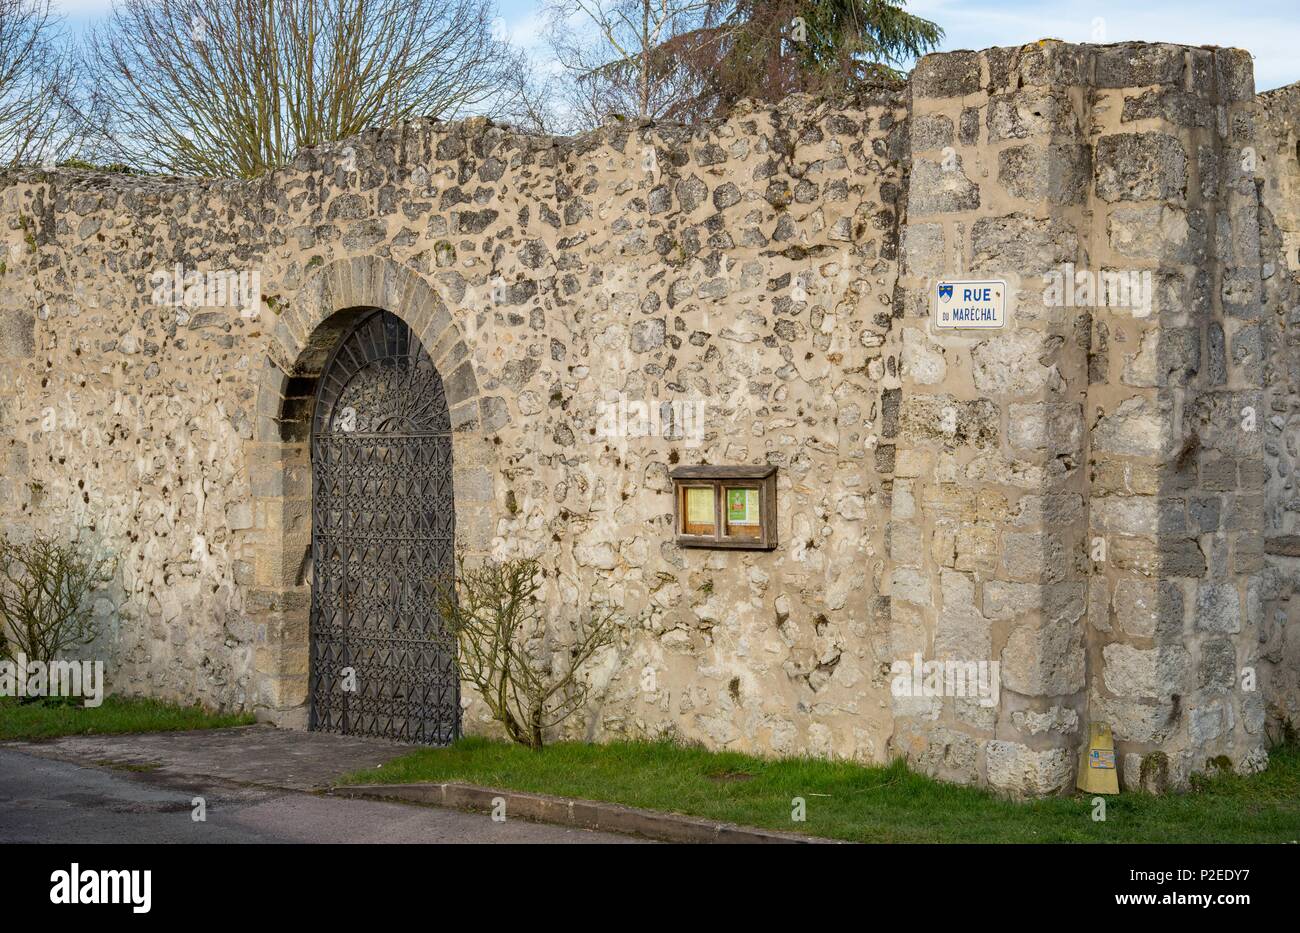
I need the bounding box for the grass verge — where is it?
[340,735,1300,843]
[0,696,254,741]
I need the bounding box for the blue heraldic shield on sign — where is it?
[938,283,953,301]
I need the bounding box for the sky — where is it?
[54,0,1300,91]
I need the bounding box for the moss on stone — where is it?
[1139,751,1170,794]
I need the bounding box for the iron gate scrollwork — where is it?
[309,308,459,744]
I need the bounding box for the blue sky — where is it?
[55,0,1299,91]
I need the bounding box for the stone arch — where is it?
[245,256,497,726]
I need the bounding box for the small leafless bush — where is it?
[0,532,113,666]
[435,556,617,750]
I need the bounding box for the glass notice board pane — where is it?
[726,488,758,524]
[724,487,761,538]
[682,486,716,535]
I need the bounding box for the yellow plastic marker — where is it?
[1077,722,1120,794]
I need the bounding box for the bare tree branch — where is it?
[86,0,530,178]
[543,0,712,131]
[0,0,80,166]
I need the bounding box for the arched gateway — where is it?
[308,308,459,744]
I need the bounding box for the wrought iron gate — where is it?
[308,309,459,744]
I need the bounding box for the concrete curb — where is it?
[334,783,843,844]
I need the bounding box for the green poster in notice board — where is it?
[727,488,758,524]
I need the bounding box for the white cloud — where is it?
[502,9,551,52]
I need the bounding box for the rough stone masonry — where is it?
[1,39,1296,796]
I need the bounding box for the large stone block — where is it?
[1121,87,1214,128]
[1188,701,1230,744]
[1094,133,1188,202]
[1108,204,1205,263]
[1089,690,1179,743]
[1195,583,1242,633]
[935,570,991,660]
[1091,396,1175,458]
[986,741,1073,796]
[998,143,1091,204]
[912,51,981,98]
[909,158,980,214]
[911,114,954,151]
[901,225,946,278]
[890,521,925,568]
[1090,496,1159,536]
[1109,535,1207,577]
[1010,704,1080,736]
[1121,328,1201,389]
[1002,532,1070,584]
[1009,493,1083,527]
[971,213,1078,276]
[986,90,1081,141]
[1093,43,1186,88]
[1113,578,1185,639]
[892,568,932,606]
[954,523,999,573]
[982,580,1038,620]
[1001,617,1086,696]
[0,310,35,360]
[1184,389,1265,457]
[898,394,999,448]
[983,579,1085,625]
[1102,643,1191,698]
[971,329,1053,396]
[986,41,1089,90]
[1197,638,1237,693]
[893,724,981,785]
[1008,402,1082,453]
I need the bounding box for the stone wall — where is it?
[0,38,1294,795]
[1257,83,1300,733]
[1081,44,1270,789]
[891,43,1097,795]
[886,41,1274,795]
[0,89,910,763]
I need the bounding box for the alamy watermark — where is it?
[0,652,104,707]
[50,864,150,913]
[595,393,707,447]
[149,264,262,319]
[890,653,1000,708]
[1042,262,1152,317]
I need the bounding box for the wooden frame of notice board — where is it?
[669,465,778,550]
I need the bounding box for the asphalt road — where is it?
[0,748,643,844]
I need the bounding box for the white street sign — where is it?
[933,279,1006,329]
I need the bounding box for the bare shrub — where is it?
[0,533,113,666]
[435,557,617,750]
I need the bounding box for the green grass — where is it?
[0,696,254,741]
[340,736,1300,843]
